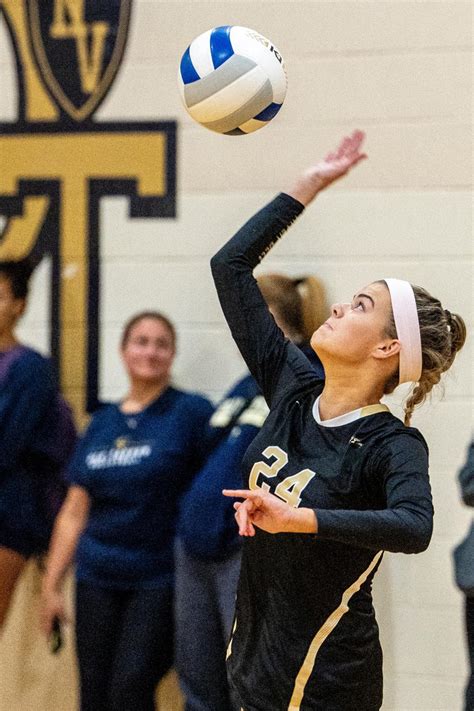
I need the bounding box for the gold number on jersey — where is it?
[249,446,316,507]
[274,469,316,508]
[249,446,288,492]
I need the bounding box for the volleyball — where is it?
[178,26,287,135]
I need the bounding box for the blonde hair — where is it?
[257,273,328,343]
[381,283,466,425]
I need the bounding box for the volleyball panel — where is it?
[208,26,235,70]
[229,26,287,103]
[183,55,258,111]
[188,28,214,78]
[237,118,267,134]
[186,63,270,127]
[197,77,273,134]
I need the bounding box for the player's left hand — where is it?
[305,129,367,190]
[286,130,367,207]
[223,488,297,536]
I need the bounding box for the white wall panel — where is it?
[383,673,464,710]
[177,122,472,191]
[100,190,472,258]
[381,604,463,677]
[0,17,17,120]
[100,49,471,124]
[129,1,472,62]
[101,261,223,322]
[16,258,51,345]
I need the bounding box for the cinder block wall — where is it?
[1,2,472,709]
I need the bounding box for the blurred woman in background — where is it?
[0,260,74,630]
[41,311,213,711]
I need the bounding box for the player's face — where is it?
[0,276,25,335]
[311,282,393,365]
[121,317,175,383]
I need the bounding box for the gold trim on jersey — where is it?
[312,396,390,428]
[360,403,390,418]
[226,616,238,660]
[287,550,383,711]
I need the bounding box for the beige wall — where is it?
[1,1,472,709]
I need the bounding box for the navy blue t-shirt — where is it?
[0,346,58,556]
[68,386,213,589]
[178,374,267,561]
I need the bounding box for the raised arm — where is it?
[211,131,366,405]
[211,194,308,405]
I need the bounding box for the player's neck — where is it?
[319,367,384,421]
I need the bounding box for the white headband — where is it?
[384,278,422,385]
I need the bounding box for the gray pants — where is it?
[174,538,241,711]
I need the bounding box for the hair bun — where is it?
[444,308,453,325]
[447,310,467,355]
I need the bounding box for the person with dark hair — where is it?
[175,272,327,711]
[0,259,73,629]
[210,131,466,710]
[40,311,213,711]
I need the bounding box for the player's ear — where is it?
[372,338,401,360]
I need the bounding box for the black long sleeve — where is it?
[315,432,433,553]
[211,193,317,407]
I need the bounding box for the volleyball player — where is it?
[175,272,326,711]
[210,131,466,710]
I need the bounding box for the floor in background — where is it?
[0,561,184,711]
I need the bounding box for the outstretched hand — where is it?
[287,130,367,206]
[223,488,317,536]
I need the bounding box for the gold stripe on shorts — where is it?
[288,550,383,711]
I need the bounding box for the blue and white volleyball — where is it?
[178,26,287,135]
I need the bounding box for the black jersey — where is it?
[211,194,433,711]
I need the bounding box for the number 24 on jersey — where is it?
[249,446,315,508]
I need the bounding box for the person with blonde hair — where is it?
[175,272,327,711]
[257,273,328,350]
[211,130,466,710]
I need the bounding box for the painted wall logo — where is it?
[0,0,176,418]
